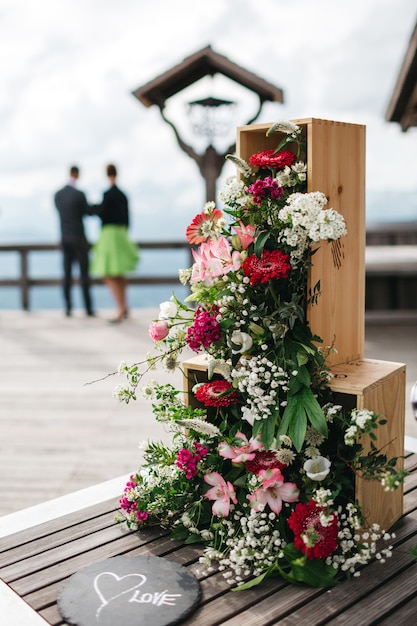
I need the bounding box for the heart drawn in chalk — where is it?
[94,571,147,611]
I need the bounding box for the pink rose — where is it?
[148,320,169,341]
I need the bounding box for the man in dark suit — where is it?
[54,165,94,317]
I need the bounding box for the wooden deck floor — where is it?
[1,309,417,517]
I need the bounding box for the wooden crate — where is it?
[329,358,405,530]
[236,118,366,367]
[183,355,406,531]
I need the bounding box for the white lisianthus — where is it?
[159,300,178,319]
[231,330,253,354]
[303,456,331,481]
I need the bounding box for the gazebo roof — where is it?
[385,21,417,131]
[132,45,284,108]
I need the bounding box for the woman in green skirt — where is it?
[90,164,139,322]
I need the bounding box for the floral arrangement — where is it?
[113,120,406,589]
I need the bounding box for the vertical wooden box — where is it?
[329,358,406,530]
[236,118,366,367]
[182,355,406,531]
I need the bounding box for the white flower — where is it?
[303,456,331,481]
[117,360,127,375]
[230,330,253,354]
[159,300,178,319]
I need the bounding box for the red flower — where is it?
[249,149,296,170]
[288,500,339,560]
[245,450,286,474]
[195,380,239,407]
[242,249,291,285]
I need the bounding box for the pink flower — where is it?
[190,237,242,283]
[249,467,299,515]
[218,431,263,463]
[186,208,224,244]
[148,320,169,341]
[204,472,237,517]
[232,221,256,250]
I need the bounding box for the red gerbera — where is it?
[195,380,239,407]
[242,249,291,285]
[249,149,296,170]
[245,450,286,474]
[186,209,224,244]
[288,500,339,560]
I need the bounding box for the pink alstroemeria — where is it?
[232,221,256,250]
[190,237,242,284]
[218,431,263,463]
[204,472,237,517]
[249,467,299,515]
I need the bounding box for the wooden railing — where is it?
[0,241,193,310]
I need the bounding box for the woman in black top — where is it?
[90,164,139,322]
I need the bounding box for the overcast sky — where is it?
[1,0,417,242]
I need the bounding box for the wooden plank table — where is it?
[1,453,417,626]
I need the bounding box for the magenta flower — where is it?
[148,320,169,341]
[218,431,263,463]
[190,237,241,283]
[175,442,208,479]
[204,471,237,517]
[186,307,221,352]
[247,176,284,205]
[249,467,299,515]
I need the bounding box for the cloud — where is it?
[1,0,417,244]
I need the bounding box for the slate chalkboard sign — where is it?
[57,555,201,626]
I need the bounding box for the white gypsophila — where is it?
[159,300,178,319]
[308,209,347,243]
[218,175,249,205]
[231,355,289,424]
[176,418,220,438]
[208,508,284,585]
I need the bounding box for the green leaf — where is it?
[289,410,307,451]
[254,231,271,257]
[231,571,269,591]
[260,412,278,450]
[300,387,328,436]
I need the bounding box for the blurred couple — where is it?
[54,164,139,323]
